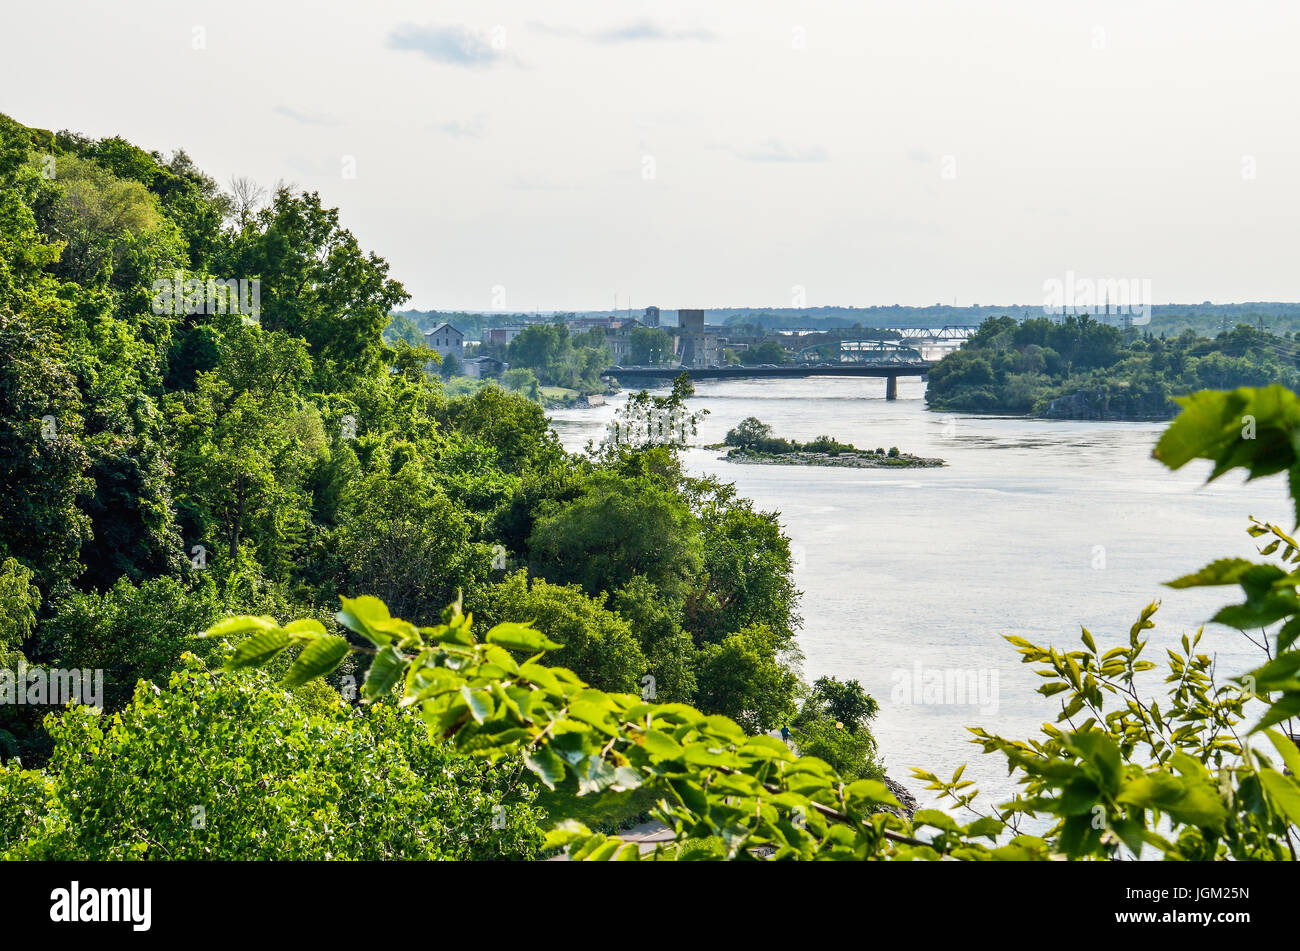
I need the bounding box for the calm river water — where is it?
[547,376,1288,808]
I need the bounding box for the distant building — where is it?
[679,332,719,367]
[462,356,508,379]
[568,315,619,332]
[643,306,661,328]
[674,309,716,366]
[425,322,464,360]
[484,326,525,346]
[677,309,705,334]
[605,328,632,364]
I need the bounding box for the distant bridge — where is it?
[786,326,975,363]
[601,360,934,399]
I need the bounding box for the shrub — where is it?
[0,657,544,860]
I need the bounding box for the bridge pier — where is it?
[885,374,898,400]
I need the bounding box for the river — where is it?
[546,376,1290,810]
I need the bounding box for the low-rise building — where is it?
[462,356,508,379]
[484,326,525,346]
[425,322,464,360]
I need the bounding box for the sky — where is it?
[3,0,1300,312]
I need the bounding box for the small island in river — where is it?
[713,417,945,469]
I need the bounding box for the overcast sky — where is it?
[4,0,1300,312]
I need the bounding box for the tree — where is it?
[220,187,408,382]
[0,558,39,667]
[41,576,225,711]
[0,315,93,593]
[686,488,801,646]
[723,416,773,450]
[439,351,464,379]
[629,326,673,365]
[526,471,702,602]
[226,175,265,226]
[797,676,879,732]
[506,323,568,374]
[440,384,560,474]
[738,340,792,365]
[610,575,697,703]
[477,571,647,693]
[0,658,544,860]
[790,677,881,780]
[169,371,316,573]
[694,623,801,735]
[600,373,705,453]
[326,460,492,626]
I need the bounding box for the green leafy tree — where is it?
[477,571,647,693]
[0,658,543,860]
[790,677,881,780]
[221,187,408,382]
[0,558,39,667]
[687,486,801,646]
[326,458,492,625]
[440,384,560,475]
[738,340,792,365]
[694,623,801,735]
[526,471,702,602]
[41,576,224,711]
[628,326,673,365]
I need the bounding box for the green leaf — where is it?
[1166,558,1260,589]
[1254,693,1300,734]
[224,629,291,669]
[485,622,563,653]
[524,747,566,790]
[362,646,407,702]
[460,685,495,724]
[1265,729,1300,777]
[641,729,684,760]
[282,618,327,639]
[201,615,278,640]
[336,595,396,645]
[281,635,350,688]
[1259,768,1300,825]
[845,779,900,809]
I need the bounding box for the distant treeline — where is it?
[397,304,1300,335]
[925,316,1300,419]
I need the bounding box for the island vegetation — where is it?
[926,314,1300,418]
[718,417,943,468]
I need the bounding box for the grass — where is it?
[539,386,578,400]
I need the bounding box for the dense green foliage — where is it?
[120,382,1300,861]
[737,340,793,365]
[0,657,543,859]
[502,322,610,393]
[0,115,840,855]
[926,315,1300,418]
[13,112,1300,862]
